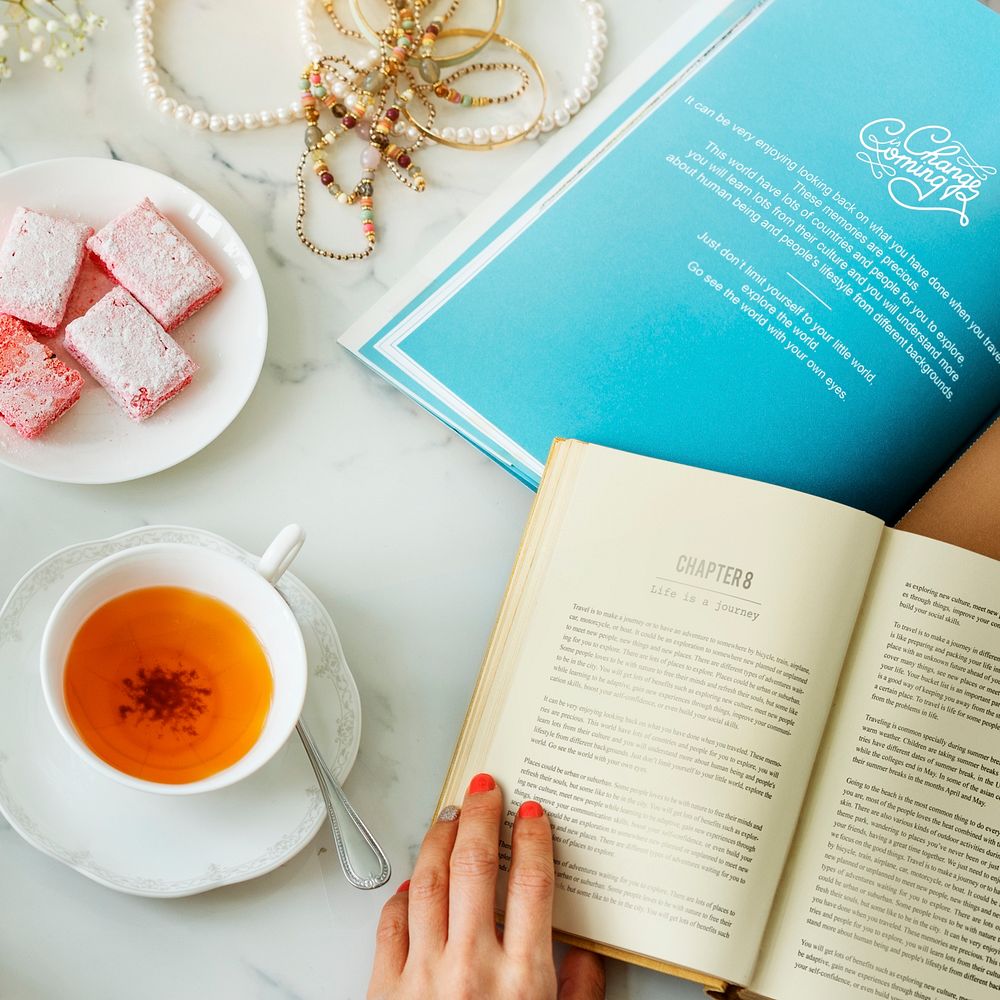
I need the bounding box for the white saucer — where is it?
[0,157,267,484]
[0,526,362,898]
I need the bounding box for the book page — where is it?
[444,441,883,985]
[751,529,1000,1000]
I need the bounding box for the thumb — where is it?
[558,947,606,1000]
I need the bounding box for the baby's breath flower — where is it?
[0,0,103,83]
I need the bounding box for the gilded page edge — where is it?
[553,928,728,992]
[434,437,578,813]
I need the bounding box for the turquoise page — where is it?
[351,0,1000,521]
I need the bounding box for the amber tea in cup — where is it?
[63,586,273,785]
[42,529,307,794]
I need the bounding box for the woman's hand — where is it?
[368,773,606,1000]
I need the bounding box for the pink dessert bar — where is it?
[0,314,83,438]
[64,286,197,421]
[86,198,222,332]
[0,208,93,334]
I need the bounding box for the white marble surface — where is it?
[0,2,713,998]
[11,1,998,996]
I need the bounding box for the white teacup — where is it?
[40,525,307,795]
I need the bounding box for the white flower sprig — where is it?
[0,0,105,82]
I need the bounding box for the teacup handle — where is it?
[257,525,306,585]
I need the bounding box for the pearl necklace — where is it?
[133,0,304,132]
[295,0,608,142]
[135,0,606,136]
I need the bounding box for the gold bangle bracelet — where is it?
[399,28,546,151]
[426,0,504,68]
[347,0,505,68]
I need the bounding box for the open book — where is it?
[438,439,1000,999]
[342,0,1000,523]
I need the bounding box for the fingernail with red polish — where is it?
[468,772,496,795]
[395,880,410,894]
[518,800,544,819]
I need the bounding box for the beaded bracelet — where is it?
[346,0,505,68]
[401,30,547,151]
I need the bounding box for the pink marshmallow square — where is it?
[0,313,84,438]
[64,286,197,421]
[0,208,93,334]
[86,198,222,332]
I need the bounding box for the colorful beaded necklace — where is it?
[295,0,549,262]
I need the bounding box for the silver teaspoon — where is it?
[296,718,391,890]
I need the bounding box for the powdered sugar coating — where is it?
[86,198,222,331]
[64,286,197,421]
[0,208,93,333]
[0,314,84,438]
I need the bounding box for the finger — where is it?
[368,882,411,998]
[406,804,461,955]
[448,772,504,948]
[558,948,606,1000]
[503,800,556,963]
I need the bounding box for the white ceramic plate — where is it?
[0,526,362,898]
[0,157,267,484]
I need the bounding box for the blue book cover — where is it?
[341,0,1000,522]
